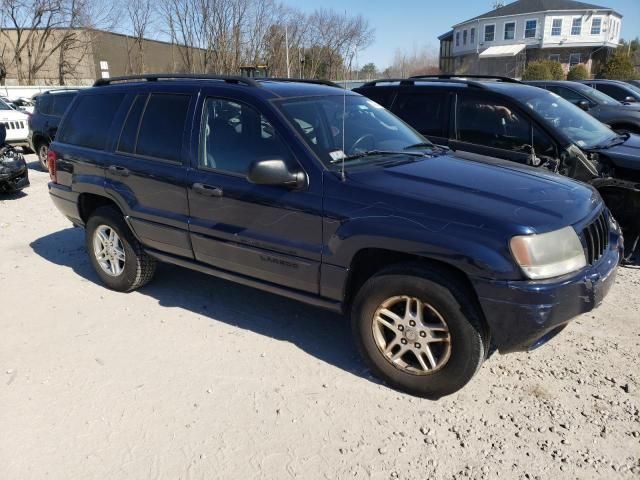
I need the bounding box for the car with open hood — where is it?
[0,123,29,194]
[355,75,640,260]
[47,75,621,398]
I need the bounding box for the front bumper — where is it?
[0,164,29,193]
[472,228,622,354]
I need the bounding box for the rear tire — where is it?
[85,206,156,292]
[36,141,49,171]
[351,264,486,399]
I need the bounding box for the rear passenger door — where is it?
[105,88,196,258]
[186,91,323,294]
[391,90,450,145]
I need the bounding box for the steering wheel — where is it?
[350,134,375,154]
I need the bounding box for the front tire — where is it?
[351,264,486,399]
[85,206,156,292]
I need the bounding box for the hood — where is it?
[594,133,640,171]
[347,153,601,233]
[0,108,28,121]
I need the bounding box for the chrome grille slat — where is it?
[581,211,609,265]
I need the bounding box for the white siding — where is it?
[451,10,621,56]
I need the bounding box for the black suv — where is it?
[525,80,640,134]
[28,89,78,170]
[578,79,640,104]
[355,75,640,259]
[48,74,621,398]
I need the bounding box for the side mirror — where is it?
[624,96,637,103]
[577,100,590,111]
[247,159,306,189]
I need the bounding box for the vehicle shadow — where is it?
[30,227,373,384]
[0,190,28,200]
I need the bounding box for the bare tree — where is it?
[125,0,154,74]
[384,45,440,78]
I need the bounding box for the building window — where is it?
[524,19,537,38]
[484,24,495,42]
[571,17,582,35]
[470,27,476,44]
[504,22,515,40]
[463,29,468,45]
[591,17,602,35]
[548,54,561,62]
[551,19,563,36]
[569,53,581,66]
[456,31,460,46]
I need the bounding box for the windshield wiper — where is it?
[329,150,428,164]
[403,142,434,150]
[594,133,629,150]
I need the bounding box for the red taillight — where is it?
[47,149,58,183]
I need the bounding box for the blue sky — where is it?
[293,0,640,68]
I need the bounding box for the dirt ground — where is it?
[1,158,639,480]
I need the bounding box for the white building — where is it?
[439,0,622,77]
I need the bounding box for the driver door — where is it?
[187,94,323,294]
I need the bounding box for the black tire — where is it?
[36,140,49,171]
[85,206,156,292]
[351,264,486,399]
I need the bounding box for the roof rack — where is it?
[409,74,521,84]
[93,74,259,87]
[39,88,81,94]
[259,77,342,88]
[360,78,428,88]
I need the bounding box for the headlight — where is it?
[510,226,586,280]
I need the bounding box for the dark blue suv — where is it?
[48,75,622,398]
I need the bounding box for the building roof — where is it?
[454,0,620,26]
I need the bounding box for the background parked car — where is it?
[524,80,640,134]
[28,89,78,170]
[0,123,29,194]
[626,80,640,90]
[0,97,30,150]
[579,79,640,104]
[354,75,640,260]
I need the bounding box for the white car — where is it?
[0,98,30,149]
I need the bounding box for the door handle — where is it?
[192,183,223,197]
[108,165,130,177]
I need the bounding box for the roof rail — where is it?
[93,74,259,87]
[260,77,342,88]
[409,74,521,84]
[39,88,81,94]
[360,78,425,88]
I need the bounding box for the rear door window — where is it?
[58,93,125,150]
[133,93,191,162]
[393,92,447,137]
[37,96,53,115]
[51,94,75,117]
[456,95,531,152]
[117,94,147,154]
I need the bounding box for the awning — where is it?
[479,44,526,58]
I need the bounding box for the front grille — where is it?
[581,211,609,265]
[2,121,25,130]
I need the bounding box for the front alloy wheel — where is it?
[373,296,451,374]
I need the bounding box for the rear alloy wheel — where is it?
[37,142,49,171]
[85,206,156,292]
[352,265,486,399]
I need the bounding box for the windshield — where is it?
[522,89,617,149]
[277,95,429,168]
[0,99,13,111]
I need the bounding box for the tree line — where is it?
[0,0,374,84]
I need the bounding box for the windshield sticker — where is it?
[329,150,346,162]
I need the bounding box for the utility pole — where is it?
[285,25,291,78]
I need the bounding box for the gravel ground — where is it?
[1,158,639,480]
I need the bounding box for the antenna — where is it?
[341,10,348,182]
